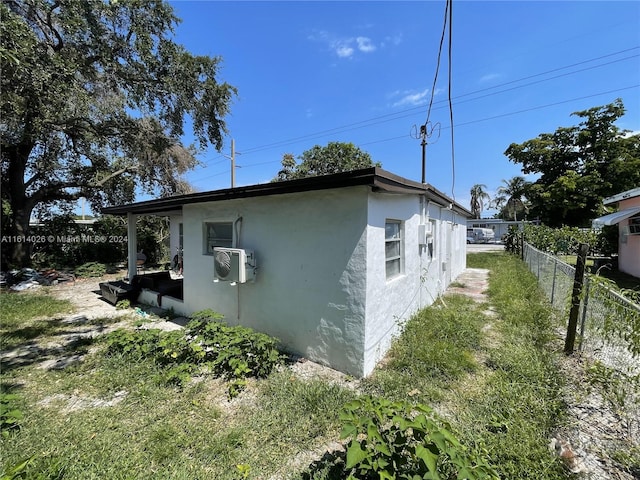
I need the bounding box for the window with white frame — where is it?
[203,222,233,254]
[385,220,403,279]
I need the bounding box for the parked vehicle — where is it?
[466,227,495,244]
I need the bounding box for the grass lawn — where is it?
[558,255,640,291]
[1,253,571,479]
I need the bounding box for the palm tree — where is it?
[470,184,491,219]
[493,176,529,221]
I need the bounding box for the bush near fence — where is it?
[504,224,617,257]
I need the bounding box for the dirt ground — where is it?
[5,269,637,479]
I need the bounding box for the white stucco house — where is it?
[103,167,471,377]
[593,187,640,279]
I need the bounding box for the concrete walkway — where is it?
[446,268,491,303]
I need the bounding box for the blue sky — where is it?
[166,0,639,216]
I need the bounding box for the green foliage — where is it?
[470,184,491,219]
[505,99,640,227]
[491,176,530,221]
[273,142,380,181]
[27,214,169,269]
[585,361,640,414]
[73,262,107,278]
[513,223,609,256]
[0,457,32,480]
[115,299,130,310]
[587,276,640,358]
[1,0,236,267]
[0,393,23,437]
[104,310,283,396]
[338,395,499,479]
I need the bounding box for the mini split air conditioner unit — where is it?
[213,247,256,284]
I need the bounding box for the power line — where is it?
[424,0,450,128]
[190,83,639,186]
[206,49,638,162]
[447,0,455,200]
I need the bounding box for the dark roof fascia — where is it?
[102,167,472,218]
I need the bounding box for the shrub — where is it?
[339,395,498,479]
[74,262,107,278]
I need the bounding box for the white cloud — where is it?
[479,73,501,83]
[356,36,376,53]
[391,88,430,107]
[335,43,355,58]
[308,29,378,59]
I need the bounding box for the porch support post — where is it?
[127,213,138,281]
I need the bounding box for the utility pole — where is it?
[420,125,427,184]
[231,138,236,188]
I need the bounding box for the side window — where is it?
[385,220,403,279]
[203,222,233,255]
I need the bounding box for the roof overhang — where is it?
[592,206,640,226]
[603,187,640,205]
[102,167,473,218]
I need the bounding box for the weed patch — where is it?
[103,309,283,397]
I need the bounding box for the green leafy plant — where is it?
[74,262,107,278]
[115,299,130,310]
[339,396,498,479]
[0,393,23,437]
[0,457,31,480]
[103,310,283,396]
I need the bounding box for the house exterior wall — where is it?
[618,196,640,278]
[180,187,370,376]
[362,195,467,376]
[168,186,467,377]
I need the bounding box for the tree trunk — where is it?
[4,141,35,268]
[7,204,34,268]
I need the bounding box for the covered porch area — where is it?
[103,202,186,312]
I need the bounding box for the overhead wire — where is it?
[446,0,455,201]
[424,0,450,128]
[191,47,638,170]
[191,83,640,186]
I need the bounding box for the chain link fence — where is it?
[523,242,640,372]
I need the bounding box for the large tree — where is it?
[273,142,380,181]
[504,99,640,227]
[1,0,237,267]
[469,184,490,219]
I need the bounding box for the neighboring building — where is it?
[593,187,640,279]
[103,167,471,377]
[467,219,536,241]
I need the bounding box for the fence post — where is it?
[564,243,588,354]
[551,260,558,306]
[578,275,591,352]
